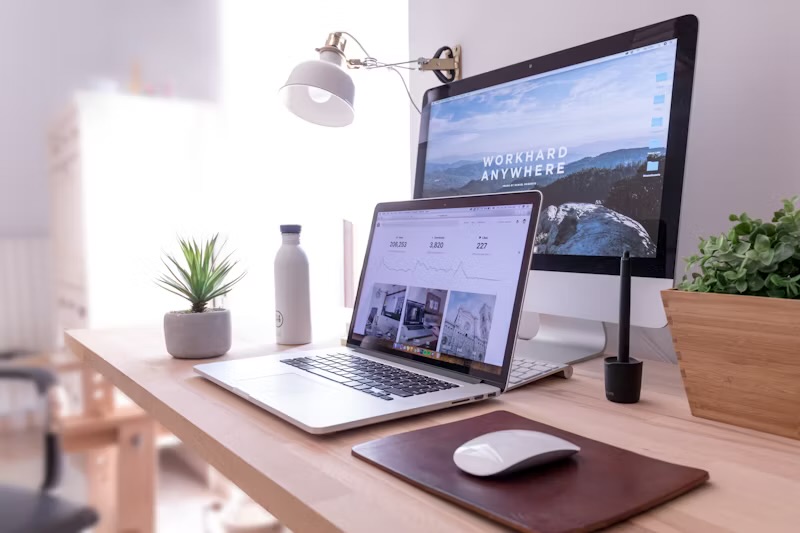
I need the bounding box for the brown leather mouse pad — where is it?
[352,410,708,533]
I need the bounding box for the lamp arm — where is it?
[330,31,461,81]
[322,32,460,115]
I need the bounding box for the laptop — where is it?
[195,191,566,434]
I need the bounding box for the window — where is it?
[218,1,411,340]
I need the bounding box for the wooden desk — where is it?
[65,328,800,533]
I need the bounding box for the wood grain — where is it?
[117,417,157,532]
[65,327,800,533]
[662,289,800,440]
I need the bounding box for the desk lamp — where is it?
[280,32,462,126]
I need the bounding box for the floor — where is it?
[0,430,220,532]
[157,447,220,532]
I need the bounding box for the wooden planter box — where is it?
[661,289,800,440]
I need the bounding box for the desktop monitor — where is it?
[413,15,698,363]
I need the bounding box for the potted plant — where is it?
[156,235,246,359]
[661,197,800,439]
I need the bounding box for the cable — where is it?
[387,66,421,115]
[371,59,419,69]
[330,31,426,113]
[335,31,373,58]
[335,31,456,84]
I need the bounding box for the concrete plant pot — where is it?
[164,308,232,359]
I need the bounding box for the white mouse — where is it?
[453,429,580,477]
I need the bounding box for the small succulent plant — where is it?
[679,197,800,298]
[156,234,246,312]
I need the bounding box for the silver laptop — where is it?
[195,191,562,434]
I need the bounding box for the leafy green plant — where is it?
[156,234,246,312]
[679,197,800,298]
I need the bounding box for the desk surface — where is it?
[66,328,800,533]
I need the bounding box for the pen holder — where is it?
[604,357,643,404]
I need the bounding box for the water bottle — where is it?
[274,224,312,344]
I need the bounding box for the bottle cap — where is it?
[279,224,302,234]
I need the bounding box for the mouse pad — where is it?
[352,410,709,533]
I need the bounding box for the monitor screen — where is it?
[418,38,681,260]
[414,15,698,279]
[350,202,535,377]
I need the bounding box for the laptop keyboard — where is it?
[281,353,459,400]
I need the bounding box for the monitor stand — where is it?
[513,313,607,365]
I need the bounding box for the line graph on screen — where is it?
[379,256,504,284]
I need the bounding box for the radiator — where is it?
[0,238,54,352]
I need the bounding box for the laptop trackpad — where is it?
[236,373,345,399]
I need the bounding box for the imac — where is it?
[413,16,699,364]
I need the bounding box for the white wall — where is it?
[409,0,800,361]
[0,0,219,237]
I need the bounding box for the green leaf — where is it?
[164,257,192,286]
[681,198,800,299]
[766,273,785,288]
[156,235,246,311]
[748,276,765,292]
[753,234,771,253]
[155,282,195,303]
[760,263,779,274]
[758,249,775,266]
[702,236,719,254]
[787,283,799,298]
[743,260,760,274]
[774,242,795,263]
[206,272,248,300]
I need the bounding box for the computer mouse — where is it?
[453,429,580,477]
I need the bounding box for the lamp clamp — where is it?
[418,45,462,82]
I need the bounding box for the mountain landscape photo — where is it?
[533,154,665,257]
[419,37,678,258]
[423,148,666,258]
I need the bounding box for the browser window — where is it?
[351,204,534,374]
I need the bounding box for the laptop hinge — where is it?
[349,345,484,385]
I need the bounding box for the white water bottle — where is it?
[274,224,312,344]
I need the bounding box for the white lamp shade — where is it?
[280,53,355,127]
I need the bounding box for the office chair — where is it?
[0,366,99,533]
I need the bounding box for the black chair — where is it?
[0,367,98,533]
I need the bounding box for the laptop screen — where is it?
[349,194,539,384]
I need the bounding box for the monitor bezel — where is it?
[346,191,543,390]
[413,15,698,279]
